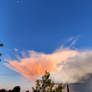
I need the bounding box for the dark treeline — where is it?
[0,86,29,92]
[0,86,21,92]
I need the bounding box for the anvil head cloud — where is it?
[5,47,92,83]
[5,48,78,80]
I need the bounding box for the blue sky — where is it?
[0,0,92,91]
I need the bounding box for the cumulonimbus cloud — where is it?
[4,47,92,84]
[5,48,78,80]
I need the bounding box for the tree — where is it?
[12,86,21,92]
[0,43,3,47]
[32,71,64,92]
[0,43,3,61]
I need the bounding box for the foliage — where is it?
[32,71,64,92]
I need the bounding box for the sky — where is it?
[0,0,92,92]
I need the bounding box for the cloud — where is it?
[51,50,92,83]
[5,48,78,81]
[4,44,92,84]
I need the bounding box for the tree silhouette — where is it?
[0,43,3,61]
[0,89,6,92]
[0,43,3,47]
[32,71,65,92]
[12,86,21,92]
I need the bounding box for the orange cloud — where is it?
[5,48,78,80]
